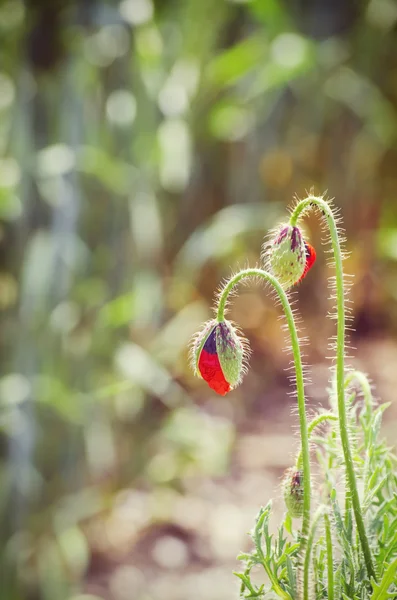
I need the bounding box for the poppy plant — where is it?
[187,196,388,598]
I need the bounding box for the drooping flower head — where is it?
[267,224,316,287]
[191,319,249,395]
[282,467,304,518]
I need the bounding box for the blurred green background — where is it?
[1,0,397,599]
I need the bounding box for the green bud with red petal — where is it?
[282,467,304,518]
[190,319,249,396]
[267,224,307,288]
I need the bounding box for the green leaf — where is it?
[285,543,300,555]
[237,552,253,562]
[382,529,397,564]
[364,475,390,513]
[284,512,292,536]
[248,0,288,29]
[334,565,342,599]
[370,558,397,599]
[206,35,267,86]
[286,556,295,597]
[99,293,134,327]
[245,34,315,99]
[372,410,384,440]
[330,488,356,574]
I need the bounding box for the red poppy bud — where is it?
[191,319,249,396]
[266,224,316,287]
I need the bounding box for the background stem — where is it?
[290,195,376,581]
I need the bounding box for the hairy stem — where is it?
[296,412,338,469]
[324,513,334,600]
[303,505,326,600]
[290,195,376,581]
[216,269,311,555]
[345,370,373,420]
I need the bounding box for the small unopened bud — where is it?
[282,468,304,518]
[190,319,249,396]
[268,224,307,288]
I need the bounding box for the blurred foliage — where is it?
[1,0,397,599]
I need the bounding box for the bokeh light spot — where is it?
[36,144,75,177]
[119,0,153,26]
[85,25,129,67]
[106,90,137,126]
[158,119,191,192]
[152,535,189,569]
[0,73,15,111]
[259,150,293,188]
[0,158,20,188]
[271,33,308,68]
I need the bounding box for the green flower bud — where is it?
[268,224,306,288]
[283,468,304,518]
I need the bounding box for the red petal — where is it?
[198,349,231,396]
[297,242,316,283]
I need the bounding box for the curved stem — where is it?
[290,195,376,581]
[217,269,311,552]
[296,412,338,469]
[344,370,373,419]
[345,371,378,497]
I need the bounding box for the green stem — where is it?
[303,505,326,600]
[290,195,376,581]
[345,371,376,495]
[324,513,334,600]
[216,269,311,551]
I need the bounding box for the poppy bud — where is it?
[267,224,308,288]
[191,319,249,396]
[282,468,304,518]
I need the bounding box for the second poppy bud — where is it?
[267,224,316,288]
[282,467,304,518]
